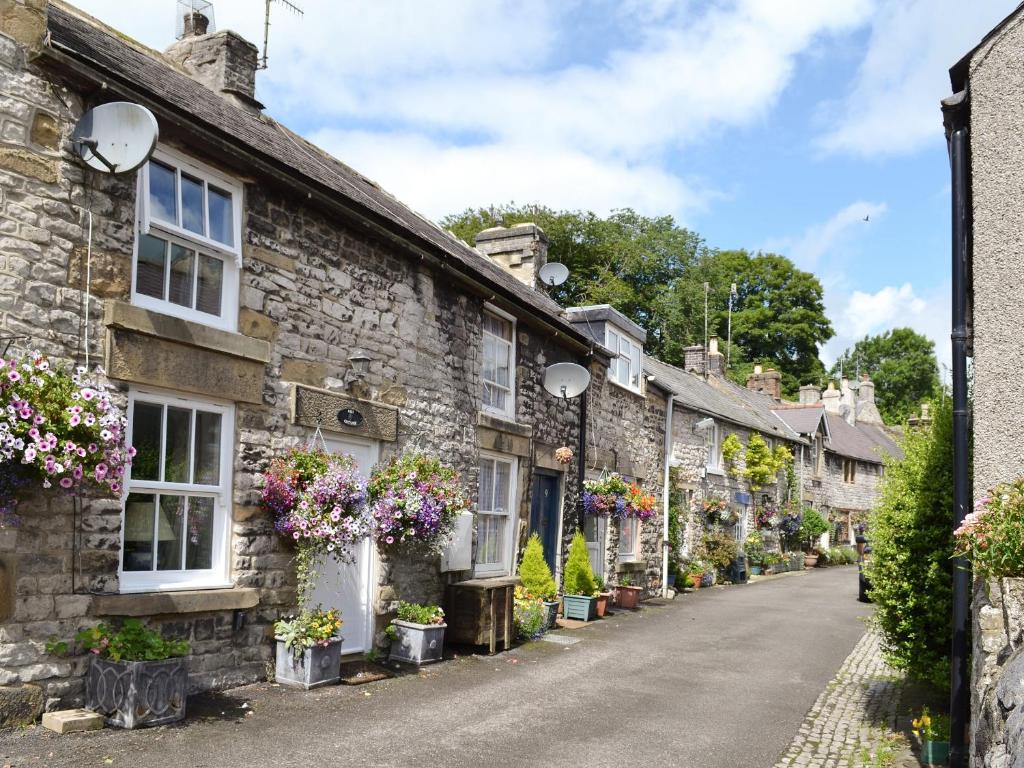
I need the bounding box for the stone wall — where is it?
[972,578,1024,768]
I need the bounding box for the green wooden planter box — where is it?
[562,595,597,621]
[921,739,949,765]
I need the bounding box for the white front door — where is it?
[585,515,607,580]
[308,434,378,656]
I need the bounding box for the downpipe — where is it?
[662,394,674,598]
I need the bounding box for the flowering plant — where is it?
[0,354,132,527]
[583,474,654,519]
[368,454,471,553]
[554,446,574,465]
[694,495,729,522]
[513,586,547,640]
[261,448,368,606]
[73,619,188,662]
[274,608,343,660]
[911,707,950,742]
[754,503,778,529]
[954,479,1024,578]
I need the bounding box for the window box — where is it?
[86,656,187,729]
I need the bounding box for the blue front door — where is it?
[529,473,560,573]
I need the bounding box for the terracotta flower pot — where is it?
[595,592,610,617]
[615,585,642,610]
[804,554,819,568]
[689,573,702,589]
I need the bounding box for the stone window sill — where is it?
[93,587,259,617]
[615,561,646,573]
[476,412,533,438]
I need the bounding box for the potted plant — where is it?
[700,569,715,587]
[519,533,559,629]
[77,619,189,729]
[799,508,830,567]
[764,551,784,574]
[701,530,738,581]
[512,587,547,641]
[386,601,447,665]
[561,531,598,621]
[912,707,950,766]
[745,531,766,576]
[615,574,643,609]
[685,560,705,589]
[274,608,344,689]
[594,576,611,617]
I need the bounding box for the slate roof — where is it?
[643,358,801,442]
[772,405,903,464]
[770,405,826,436]
[44,3,591,347]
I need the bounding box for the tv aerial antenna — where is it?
[259,0,304,70]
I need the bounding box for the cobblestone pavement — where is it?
[773,630,905,768]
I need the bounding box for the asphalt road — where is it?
[1,567,868,768]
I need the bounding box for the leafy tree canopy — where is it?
[443,205,833,397]
[829,328,939,423]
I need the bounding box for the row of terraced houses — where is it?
[0,0,901,720]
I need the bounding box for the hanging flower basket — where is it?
[367,453,471,553]
[583,474,656,520]
[0,354,132,527]
[695,495,729,524]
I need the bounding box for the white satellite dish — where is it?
[543,362,591,400]
[538,262,569,287]
[72,102,158,174]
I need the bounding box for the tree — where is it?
[443,206,834,394]
[562,531,596,596]
[866,398,954,689]
[519,533,557,600]
[830,328,939,423]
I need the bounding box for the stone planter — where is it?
[562,594,597,621]
[542,600,560,630]
[615,585,642,610]
[275,636,343,689]
[86,656,187,729]
[389,621,446,665]
[594,592,610,617]
[921,739,949,766]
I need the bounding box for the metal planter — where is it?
[542,601,560,630]
[275,636,343,689]
[389,621,446,665]
[86,656,187,729]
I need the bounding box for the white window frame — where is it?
[705,423,722,473]
[474,451,518,577]
[481,305,516,419]
[134,145,242,332]
[605,325,643,394]
[617,516,639,562]
[119,387,235,592]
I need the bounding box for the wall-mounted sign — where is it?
[733,491,752,505]
[337,408,363,428]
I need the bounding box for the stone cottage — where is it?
[0,0,618,719]
[946,6,1024,764]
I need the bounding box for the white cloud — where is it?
[816,0,1011,156]
[762,201,886,269]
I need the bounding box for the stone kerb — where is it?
[972,577,1024,768]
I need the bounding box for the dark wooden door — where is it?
[529,473,560,573]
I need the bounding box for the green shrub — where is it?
[74,619,189,662]
[799,508,830,550]
[701,530,738,572]
[519,533,557,600]
[667,471,685,581]
[744,530,766,566]
[563,530,596,596]
[867,398,954,689]
[394,601,445,625]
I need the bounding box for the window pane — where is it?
[493,460,511,513]
[185,496,214,570]
[168,244,195,308]
[208,185,233,246]
[619,519,634,556]
[181,173,205,235]
[631,345,642,387]
[136,234,166,299]
[196,254,223,316]
[494,341,510,388]
[149,161,177,224]
[157,495,185,570]
[123,493,156,571]
[482,337,497,383]
[193,410,222,485]
[478,514,504,565]
[130,402,162,481]
[164,407,192,483]
[479,459,495,511]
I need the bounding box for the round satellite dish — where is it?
[72,102,158,174]
[538,262,569,287]
[543,362,591,400]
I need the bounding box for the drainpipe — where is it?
[576,373,588,534]
[661,394,675,597]
[943,88,971,768]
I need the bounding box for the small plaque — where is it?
[291,384,398,442]
[337,408,363,427]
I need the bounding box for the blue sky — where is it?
[74,0,1015,375]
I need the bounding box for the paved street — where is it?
[1,567,868,768]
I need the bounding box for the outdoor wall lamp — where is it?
[347,350,371,376]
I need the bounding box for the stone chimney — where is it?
[474,224,549,289]
[821,381,842,415]
[165,19,262,111]
[839,378,857,425]
[683,344,706,375]
[855,374,884,425]
[707,336,724,376]
[0,0,47,54]
[746,363,782,401]
[799,384,821,405]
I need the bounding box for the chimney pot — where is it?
[753,364,763,375]
[184,11,210,37]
